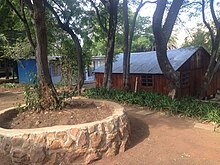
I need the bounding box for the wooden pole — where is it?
[134,77,138,93]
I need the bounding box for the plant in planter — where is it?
[0,98,130,164]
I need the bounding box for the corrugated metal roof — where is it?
[94,47,198,74]
[19,56,61,61]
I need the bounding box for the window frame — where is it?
[141,74,153,87]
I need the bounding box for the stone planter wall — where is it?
[0,98,130,164]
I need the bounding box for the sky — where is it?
[137,1,208,47]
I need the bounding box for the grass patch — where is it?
[83,87,220,124]
[0,83,18,88]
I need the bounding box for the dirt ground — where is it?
[94,105,220,165]
[4,101,112,129]
[0,89,220,164]
[0,91,24,110]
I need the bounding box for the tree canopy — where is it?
[1,0,220,106]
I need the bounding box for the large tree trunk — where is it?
[32,0,59,109]
[123,0,150,90]
[199,0,220,98]
[102,0,119,89]
[152,0,183,98]
[200,58,220,98]
[72,36,84,95]
[123,0,130,90]
[103,31,115,88]
[154,38,180,98]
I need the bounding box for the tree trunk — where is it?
[200,60,220,98]
[123,0,149,90]
[102,0,119,89]
[152,0,183,98]
[5,59,10,79]
[123,0,130,90]
[155,39,180,98]
[66,30,84,94]
[199,0,220,98]
[103,31,115,88]
[74,38,84,95]
[32,0,59,109]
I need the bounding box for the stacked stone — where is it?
[0,99,130,164]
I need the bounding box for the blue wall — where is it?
[18,59,37,84]
[17,59,61,84]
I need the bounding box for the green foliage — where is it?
[182,23,211,51]
[0,0,34,60]
[4,38,34,59]
[23,83,41,111]
[0,83,17,88]
[131,36,151,52]
[87,2,154,56]
[84,88,220,123]
[21,73,40,110]
[58,89,77,100]
[23,83,74,111]
[55,36,78,86]
[0,33,8,44]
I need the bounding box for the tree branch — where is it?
[45,0,84,93]
[210,0,220,29]
[44,0,81,55]
[6,0,24,22]
[142,0,157,6]
[65,12,72,25]
[129,0,151,51]
[129,0,157,49]
[202,0,215,48]
[23,0,33,11]
[51,0,65,13]
[163,0,184,42]
[21,0,35,49]
[100,0,110,12]
[176,16,194,41]
[88,0,108,34]
[152,0,166,38]
[6,0,35,49]
[181,1,201,9]
[44,1,65,29]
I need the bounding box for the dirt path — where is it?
[94,105,220,165]
[0,91,24,110]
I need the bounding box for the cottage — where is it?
[94,47,220,97]
[17,56,61,84]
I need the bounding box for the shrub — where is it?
[0,83,17,88]
[83,87,220,124]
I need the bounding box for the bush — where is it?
[0,83,17,88]
[83,87,220,124]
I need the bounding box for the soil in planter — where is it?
[3,100,113,129]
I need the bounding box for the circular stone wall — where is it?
[0,98,130,164]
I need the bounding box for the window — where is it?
[181,72,190,87]
[141,75,153,87]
